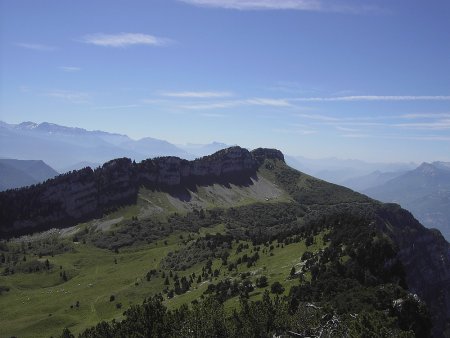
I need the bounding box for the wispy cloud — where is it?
[16,43,57,51]
[400,113,450,119]
[179,0,322,11]
[336,126,360,132]
[59,66,81,72]
[295,113,339,121]
[80,33,172,47]
[292,95,450,102]
[45,90,90,103]
[382,135,450,142]
[160,91,233,98]
[94,104,140,110]
[340,133,371,138]
[246,98,291,107]
[394,119,450,130]
[178,0,377,13]
[269,81,323,95]
[179,101,237,109]
[180,98,292,109]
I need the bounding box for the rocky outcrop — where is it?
[251,148,285,164]
[0,147,284,237]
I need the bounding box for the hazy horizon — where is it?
[1,0,449,163]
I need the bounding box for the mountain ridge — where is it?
[0,146,449,336]
[364,161,450,240]
[0,159,59,191]
[0,147,283,237]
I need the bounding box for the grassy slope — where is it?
[0,160,363,337]
[0,225,326,337]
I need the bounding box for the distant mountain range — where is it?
[1,121,448,240]
[0,121,229,171]
[362,162,450,240]
[286,155,417,184]
[0,159,59,191]
[341,170,408,191]
[3,120,417,180]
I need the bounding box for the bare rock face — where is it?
[251,148,285,164]
[0,147,283,237]
[135,147,259,187]
[188,146,256,177]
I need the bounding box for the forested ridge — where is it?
[60,211,431,338]
[0,150,448,337]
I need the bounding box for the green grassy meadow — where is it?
[0,221,325,338]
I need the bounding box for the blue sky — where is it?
[1,0,449,162]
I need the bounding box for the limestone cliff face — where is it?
[251,148,285,164]
[0,147,283,237]
[138,146,258,186]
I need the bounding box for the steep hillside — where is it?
[0,159,59,191]
[0,148,449,337]
[365,162,450,240]
[0,147,280,237]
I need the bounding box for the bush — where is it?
[270,281,284,295]
[256,275,268,288]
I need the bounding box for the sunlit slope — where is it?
[0,153,449,337]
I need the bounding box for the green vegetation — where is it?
[0,159,434,337]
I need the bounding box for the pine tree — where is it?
[290,266,296,278]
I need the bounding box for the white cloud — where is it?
[179,0,321,11]
[400,113,450,119]
[45,90,90,103]
[94,104,140,110]
[394,119,450,130]
[246,98,291,107]
[292,95,450,102]
[59,66,81,72]
[160,91,233,98]
[179,0,381,13]
[295,113,339,121]
[16,43,56,51]
[412,136,450,141]
[383,135,450,142]
[336,126,360,132]
[179,101,237,109]
[80,33,171,47]
[180,98,292,109]
[341,133,370,138]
